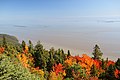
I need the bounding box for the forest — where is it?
[0,34,120,80]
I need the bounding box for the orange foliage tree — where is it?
[49,63,66,80]
[114,69,120,78]
[17,53,29,68]
[0,47,4,54]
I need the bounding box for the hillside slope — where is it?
[0,34,19,45]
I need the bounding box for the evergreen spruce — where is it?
[105,64,116,80]
[2,35,7,48]
[115,58,120,70]
[34,41,43,67]
[47,47,55,71]
[90,64,98,77]
[101,59,106,70]
[92,44,103,60]
[22,40,26,51]
[67,50,71,57]
[28,40,34,54]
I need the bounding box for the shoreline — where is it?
[16,35,120,61]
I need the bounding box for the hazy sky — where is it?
[1,0,120,60]
[0,0,120,25]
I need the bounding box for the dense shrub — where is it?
[0,54,41,80]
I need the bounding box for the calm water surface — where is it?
[0,17,120,60]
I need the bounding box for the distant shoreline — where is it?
[17,37,118,61]
[0,33,119,61]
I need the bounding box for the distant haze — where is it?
[0,17,120,61]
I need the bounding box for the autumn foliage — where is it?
[0,38,120,80]
[0,47,4,54]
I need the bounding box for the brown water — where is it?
[0,17,120,61]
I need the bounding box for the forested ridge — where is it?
[0,34,19,45]
[0,34,120,80]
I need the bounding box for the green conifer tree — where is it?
[115,58,120,70]
[28,40,34,54]
[90,64,98,77]
[101,59,106,70]
[67,50,71,57]
[34,41,43,67]
[2,35,7,48]
[22,40,26,51]
[105,64,116,80]
[34,41,49,71]
[47,47,55,71]
[92,44,103,60]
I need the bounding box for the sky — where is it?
[0,0,120,25]
[0,0,120,60]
